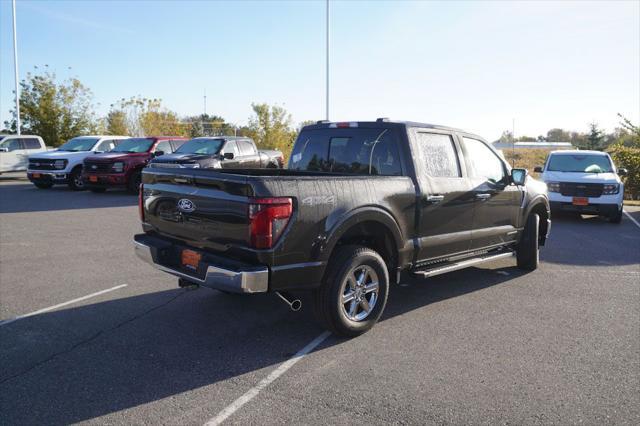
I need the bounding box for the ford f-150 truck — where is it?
[27,135,129,190]
[149,136,284,169]
[82,136,187,193]
[134,120,550,336]
[534,150,627,223]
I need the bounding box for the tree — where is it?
[4,67,98,146]
[608,114,640,199]
[546,128,571,142]
[247,103,297,159]
[189,120,204,138]
[586,122,604,150]
[495,130,514,144]
[105,109,128,135]
[111,96,188,137]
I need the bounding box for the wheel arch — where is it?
[524,196,550,245]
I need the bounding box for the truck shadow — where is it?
[0,265,517,424]
[0,183,136,213]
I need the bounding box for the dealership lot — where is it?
[1,175,639,425]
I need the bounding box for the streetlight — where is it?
[12,0,21,135]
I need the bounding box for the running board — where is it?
[412,251,515,278]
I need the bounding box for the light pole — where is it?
[325,0,329,121]
[12,0,21,135]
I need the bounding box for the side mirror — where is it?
[223,152,234,160]
[154,150,165,157]
[0,147,8,152]
[618,168,628,176]
[511,168,528,186]
[533,166,543,173]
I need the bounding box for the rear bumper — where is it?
[134,234,268,293]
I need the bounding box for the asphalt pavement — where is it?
[1,174,639,425]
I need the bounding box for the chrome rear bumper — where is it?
[134,239,268,293]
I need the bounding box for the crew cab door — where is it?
[0,138,24,171]
[220,141,240,168]
[460,136,521,250]
[237,140,260,168]
[411,129,476,262]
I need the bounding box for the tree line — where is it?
[2,68,301,160]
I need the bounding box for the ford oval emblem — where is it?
[177,198,196,213]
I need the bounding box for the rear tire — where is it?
[34,182,53,189]
[312,245,389,337]
[517,213,540,271]
[609,206,623,224]
[68,167,85,191]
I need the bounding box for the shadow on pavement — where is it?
[0,265,518,424]
[0,182,136,213]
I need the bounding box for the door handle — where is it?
[475,193,491,200]
[425,194,445,204]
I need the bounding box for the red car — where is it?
[83,136,187,193]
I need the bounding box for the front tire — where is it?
[68,167,85,191]
[609,206,623,224]
[128,170,142,194]
[517,213,540,271]
[312,245,389,337]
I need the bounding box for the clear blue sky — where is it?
[1,0,638,140]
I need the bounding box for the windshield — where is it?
[547,154,613,173]
[175,138,224,155]
[58,137,100,152]
[111,138,154,153]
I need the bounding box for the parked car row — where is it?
[0,134,50,174]
[15,135,284,192]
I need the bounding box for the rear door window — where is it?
[222,141,239,157]
[290,128,402,176]
[155,140,172,154]
[238,140,256,156]
[415,132,461,178]
[23,138,42,149]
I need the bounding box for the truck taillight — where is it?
[138,183,145,222]
[248,197,293,249]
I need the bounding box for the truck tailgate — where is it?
[141,168,255,251]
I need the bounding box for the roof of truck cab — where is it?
[190,136,252,141]
[302,120,485,140]
[548,150,608,156]
[0,134,43,138]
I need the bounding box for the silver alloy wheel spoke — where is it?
[342,291,355,304]
[359,297,371,313]
[364,282,378,293]
[349,299,359,317]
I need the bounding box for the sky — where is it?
[0,0,638,141]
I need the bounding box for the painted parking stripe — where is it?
[623,210,640,230]
[0,284,128,326]
[205,331,331,426]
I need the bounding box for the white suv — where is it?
[0,135,48,173]
[536,150,626,223]
[27,135,129,190]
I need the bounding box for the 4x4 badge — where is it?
[177,199,196,213]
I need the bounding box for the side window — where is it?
[95,139,116,152]
[415,132,461,178]
[7,139,23,151]
[462,137,506,183]
[328,133,402,176]
[238,140,256,156]
[23,138,42,149]
[154,140,172,154]
[221,141,239,156]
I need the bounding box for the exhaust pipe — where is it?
[275,291,302,311]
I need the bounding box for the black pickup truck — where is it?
[149,136,284,170]
[134,119,550,336]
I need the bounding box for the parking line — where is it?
[205,331,331,426]
[623,210,640,230]
[0,284,128,327]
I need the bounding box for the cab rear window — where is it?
[289,128,402,176]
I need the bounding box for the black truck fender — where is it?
[521,195,551,245]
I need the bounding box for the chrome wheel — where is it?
[74,172,84,188]
[339,264,379,322]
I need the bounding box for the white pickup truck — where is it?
[27,135,129,190]
[0,134,48,174]
[535,150,627,223]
